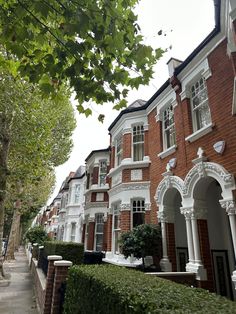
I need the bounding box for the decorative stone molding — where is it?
[145,203,151,211]
[123,127,132,135]
[219,199,236,215]
[180,207,193,219]
[155,175,184,205]
[157,208,174,223]
[143,124,149,131]
[109,181,150,197]
[180,89,190,101]
[88,216,95,223]
[131,169,142,181]
[120,203,131,211]
[183,162,235,198]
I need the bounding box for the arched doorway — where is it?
[192,177,234,299]
[162,188,187,272]
[182,160,236,300]
[155,175,186,272]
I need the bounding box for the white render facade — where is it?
[57,166,86,243]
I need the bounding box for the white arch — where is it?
[183,162,236,202]
[154,175,184,212]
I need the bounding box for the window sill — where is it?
[185,123,214,143]
[157,145,177,159]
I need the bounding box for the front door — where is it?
[212,250,233,300]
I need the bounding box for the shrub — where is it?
[44,241,84,265]
[120,224,162,268]
[63,265,236,314]
[24,226,49,245]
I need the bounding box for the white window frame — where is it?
[162,104,176,151]
[190,76,211,132]
[112,203,121,254]
[99,160,107,186]
[131,199,145,229]
[132,124,144,162]
[74,184,80,203]
[70,222,76,242]
[84,215,89,250]
[115,134,123,167]
[94,213,104,251]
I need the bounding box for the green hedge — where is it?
[63,264,236,314]
[44,241,84,265]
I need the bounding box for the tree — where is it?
[120,224,162,269]
[0,71,76,269]
[0,0,164,116]
[24,225,49,245]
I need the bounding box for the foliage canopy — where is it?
[0,0,164,115]
[24,225,49,244]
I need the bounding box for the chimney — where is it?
[167,58,182,77]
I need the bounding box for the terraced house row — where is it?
[37,0,236,301]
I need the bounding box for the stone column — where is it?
[43,255,62,314]
[220,199,236,289]
[191,215,202,265]
[51,260,73,314]
[158,211,172,272]
[181,206,207,280]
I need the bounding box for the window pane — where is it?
[163,104,176,149]
[133,212,145,227]
[191,77,211,131]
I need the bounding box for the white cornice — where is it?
[108,156,150,178]
[108,181,150,197]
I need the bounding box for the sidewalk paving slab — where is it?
[0,246,38,314]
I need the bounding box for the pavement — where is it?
[0,246,39,314]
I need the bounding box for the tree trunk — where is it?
[0,117,11,277]
[5,204,21,261]
[14,214,21,251]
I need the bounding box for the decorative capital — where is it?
[145,203,151,211]
[180,207,193,219]
[219,199,236,215]
[88,216,95,223]
[158,206,174,223]
[120,203,131,211]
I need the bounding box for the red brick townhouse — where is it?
[82,148,110,251]
[100,0,236,300]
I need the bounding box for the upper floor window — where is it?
[191,77,211,131]
[116,134,123,166]
[163,104,176,149]
[74,184,80,203]
[132,199,145,228]
[133,125,144,161]
[99,160,107,186]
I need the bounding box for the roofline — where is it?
[108,0,221,132]
[68,172,86,183]
[85,147,110,162]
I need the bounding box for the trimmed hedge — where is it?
[44,241,84,265]
[63,264,236,314]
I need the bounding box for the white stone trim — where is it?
[47,255,62,261]
[108,157,150,178]
[185,123,214,143]
[232,77,236,115]
[155,175,184,207]
[54,260,73,267]
[158,145,177,159]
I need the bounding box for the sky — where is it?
[47,0,215,205]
